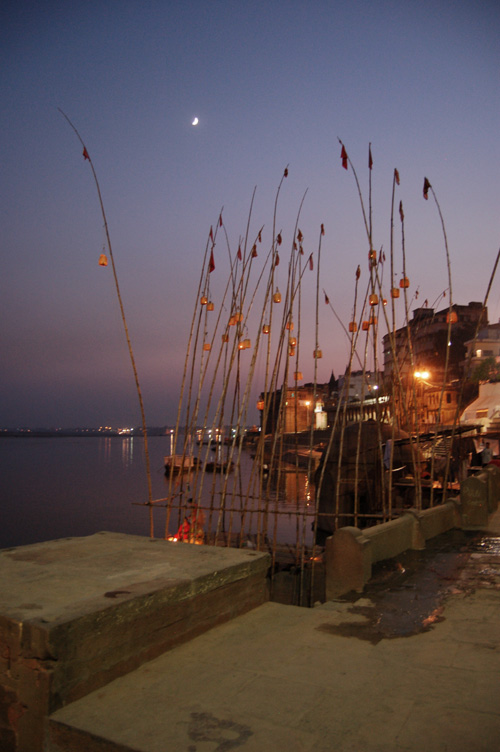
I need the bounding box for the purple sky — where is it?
[2,0,499,428]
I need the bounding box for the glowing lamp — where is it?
[313,349,322,359]
[200,295,208,305]
[294,371,303,380]
[362,321,370,331]
[99,253,108,267]
[446,311,458,324]
[207,301,214,311]
[273,289,282,303]
[262,324,270,334]
[399,276,410,289]
[203,343,211,351]
[391,287,400,299]
[369,293,379,306]
[348,321,357,333]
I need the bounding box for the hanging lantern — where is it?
[238,340,245,350]
[99,253,108,267]
[207,301,214,311]
[362,321,370,331]
[200,295,208,305]
[368,249,377,262]
[383,298,387,306]
[222,333,229,343]
[313,348,322,359]
[348,321,357,333]
[234,311,243,323]
[391,287,400,299]
[288,346,295,357]
[243,338,251,349]
[446,310,458,324]
[294,371,303,381]
[369,314,378,326]
[203,343,211,351]
[369,293,379,306]
[286,320,294,331]
[262,324,270,334]
[399,276,410,289]
[228,316,236,326]
[289,337,297,347]
[256,400,265,411]
[273,288,282,303]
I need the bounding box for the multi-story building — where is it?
[382,301,486,384]
[463,322,500,377]
[257,383,330,434]
[382,301,486,430]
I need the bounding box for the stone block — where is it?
[324,527,372,599]
[0,533,270,752]
[460,474,490,529]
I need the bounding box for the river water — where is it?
[0,436,314,550]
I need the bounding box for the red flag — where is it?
[219,213,223,227]
[324,292,330,305]
[275,253,280,267]
[341,144,348,170]
[356,265,361,280]
[284,167,288,178]
[394,168,400,186]
[423,177,431,200]
[277,233,282,246]
[251,244,257,258]
[82,147,90,161]
[208,249,215,273]
[258,230,262,243]
[237,244,242,260]
[399,201,404,222]
[309,254,314,270]
[368,145,373,170]
[209,226,214,242]
[378,249,384,264]
[321,224,325,236]
[297,229,303,242]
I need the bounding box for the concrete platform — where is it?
[45,516,500,752]
[0,532,270,752]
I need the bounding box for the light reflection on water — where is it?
[0,436,314,550]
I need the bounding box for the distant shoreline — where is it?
[0,428,170,439]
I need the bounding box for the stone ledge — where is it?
[0,532,270,752]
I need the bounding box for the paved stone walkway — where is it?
[47,512,500,752]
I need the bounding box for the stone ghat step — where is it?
[0,532,270,752]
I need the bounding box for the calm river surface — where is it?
[0,436,313,550]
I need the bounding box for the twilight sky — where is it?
[1,0,499,428]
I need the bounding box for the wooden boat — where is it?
[164,455,199,474]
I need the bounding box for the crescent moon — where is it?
[192,117,199,126]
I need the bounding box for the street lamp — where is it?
[414,370,430,426]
